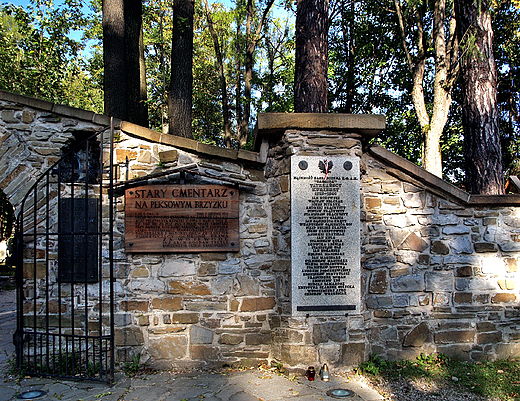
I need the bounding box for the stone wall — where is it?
[3,90,520,372]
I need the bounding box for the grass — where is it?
[357,353,520,400]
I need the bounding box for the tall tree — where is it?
[394,0,459,177]
[169,0,194,139]
[125,0,148,126]
[103,0,148,125]
[203,0,232,148]
[238,0,275,146]
[294,0,329,112]
[456,0,504,194]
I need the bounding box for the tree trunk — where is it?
[294,0,329,113]
[456,0,504,194]
[239,0,275,147]
[394,0,458,178]
[169,0,194,139]
[103,0,127,120]
[203,0,232,148]
[125,0,148,127]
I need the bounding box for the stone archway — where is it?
[0,93,110,216]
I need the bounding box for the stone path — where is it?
[0,289,383,401]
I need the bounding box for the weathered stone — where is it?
[236,275,260,296]
[158,149,178,163]
[220,334,244,345]
[402,232,428,252]
[455,266,473,277]
[477,331,502,344]
[198,262,217,276]
[160,259,197,277]
[151,297,182,311]
[366,295,393,309]
[171,313,199,324]
[433,292,450,306]
[431,241,449,255]
[365,197,382,210]
[474,242,497,253]
[272,196,290,223]
[491,293,516,303]
[393,294,409,307]
[191,325,214,344]
[121,300,149,312]
[211,276,234,295]
[132,267,149,278]
[453,292,472,304]
[383,214,416,228]
[273,260,290,272]
[403,322,430,347]
[450,236,473,254]
[219,259,242,274]
[435,330,475,344]
[369,270,388,294]
[363,255,396,270]
[114,327,144,346]
[341,343,366,366]
[391,273,424,292]
[425,272,453,292]
[168,281,211,295]
[148,335,188,360]
[313,322,347,344]
[246,333,271,345]
[240,297,276,311]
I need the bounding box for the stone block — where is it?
[455,266,473,277]
[246,333,272,345]
[171,313,199,324]
[431,241,449,255]
[449,236,473,254]
[402,232,428,252]
[160,259,197,277]
[220,334,244,345]
[366,295,393,309]
[365,197,382,210]
[274,344,317,366]
[477,331,502,344]
[474,242,497,253]
[476,322,496,332]
[425,272,453,292]
[235,275,259,296]
[191,325,214,344]
[151,297,182,311]
[219,259,242,274]
[121,300,149,312]
[391,273,424,292]
[434,330,475,344]
[240,297,276,311]
[114,327,144,346]
[491,293,516,303]
[313,322,347,344]
[341,343,366,366]
[132,267,149,278]
[198,262,217,276]
[148,335,188,360]
[158,150,178,163]
[393,294,409,307]
[403,322,430,347]
[369,269,388,294]
[168,281,211,295]
[190,345,219,360]
[436,344,471,361]
[453,292,472,304]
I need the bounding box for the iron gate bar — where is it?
[15,124,116,382]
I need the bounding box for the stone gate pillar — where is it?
[254,113,385,368]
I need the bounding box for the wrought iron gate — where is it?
[15,122,117,382]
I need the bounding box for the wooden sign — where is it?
[125,185,239,252]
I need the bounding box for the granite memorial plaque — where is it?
[125,184,239,252]
[291,156,360,315]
